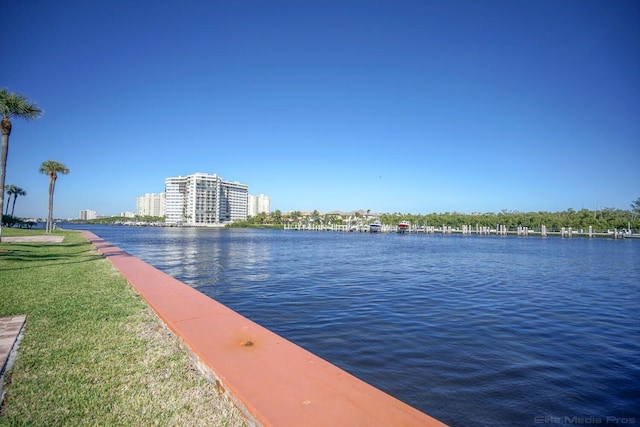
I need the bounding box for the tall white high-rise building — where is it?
[222,180,251,222]
[247,194,271,217]
[79,210,97,220]
[136,193,166,217]
[164,173,248,225]
[165,176,187,224]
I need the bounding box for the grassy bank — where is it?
[0,228,246,426]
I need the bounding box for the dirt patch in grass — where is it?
[2,235,64,243]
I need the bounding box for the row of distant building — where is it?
[79,172,270,225]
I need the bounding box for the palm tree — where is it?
[39,160,69,233]
[631,197,640,222]
[4,184,15,215]
[10,186,26,217]
[4,184,26,217]
[0,89,43,241]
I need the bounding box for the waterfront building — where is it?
[120,212,136,218]
[79,209,97,220]
[164,172,248,225]
[248,194,271,217]
[164,176,187,224]
[248,195,257,217]
[136,193,166,217]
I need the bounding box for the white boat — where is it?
[369,221,382,233]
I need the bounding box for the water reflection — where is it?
[132,228,274,297]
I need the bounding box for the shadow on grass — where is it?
[1,234,136,271]
[0,253,105,271]
[0,243,109,271]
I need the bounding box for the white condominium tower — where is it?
[164,172,248,225]
[247,194,271,217]
[136,193,166,217]
[79,210,97,220]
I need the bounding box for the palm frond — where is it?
[0,88,43,119]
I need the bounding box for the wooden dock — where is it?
[283,223,637,239]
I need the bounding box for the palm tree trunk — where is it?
[47,177,56,233]
[11,194,18,217]
[4,194,11,215]
[0,122,10,242]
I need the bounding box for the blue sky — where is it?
[2,0,638,219]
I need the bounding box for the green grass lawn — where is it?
[0,228,246,426]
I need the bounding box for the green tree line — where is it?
[231,205,640,232]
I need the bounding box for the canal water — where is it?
[65,224,640,426]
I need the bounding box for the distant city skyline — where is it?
[2,1,638,219]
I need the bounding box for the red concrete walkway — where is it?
[82,231,447,427]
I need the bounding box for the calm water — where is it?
[66,224,640,426]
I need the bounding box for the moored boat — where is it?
[397,221,410,233]
[369,221,382,233]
